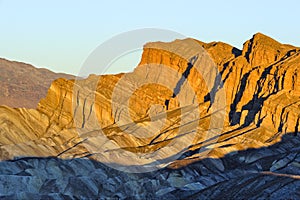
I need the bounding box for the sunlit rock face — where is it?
[0,33,300,197]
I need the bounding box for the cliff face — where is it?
[222,33,300,130]
[0,33,300,170]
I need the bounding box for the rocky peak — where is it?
[242,32,297,67]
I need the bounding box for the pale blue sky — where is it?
[0,0,299,75]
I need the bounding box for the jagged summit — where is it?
[242,32,298,66]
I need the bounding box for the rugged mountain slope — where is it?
[1,33,299,163]
[0,58,74,108]
[1,32,300,198]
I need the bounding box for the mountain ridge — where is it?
[0,58,74,108]
[0,33,299,166]
[1,32,300,198]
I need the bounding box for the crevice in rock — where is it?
[165,55,198,110]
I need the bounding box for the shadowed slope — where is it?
[0,133,300,199]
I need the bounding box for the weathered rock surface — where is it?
[0,33,300,198]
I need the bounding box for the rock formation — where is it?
[0,33,300,198]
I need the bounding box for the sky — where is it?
[0,0,299,75]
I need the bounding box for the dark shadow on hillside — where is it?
[232,47,242,57]
[165,55,198,110]
[0,133,300,199]
[228,59,284,128]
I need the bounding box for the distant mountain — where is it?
[0,33,300,198]
[0,58,74,108]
